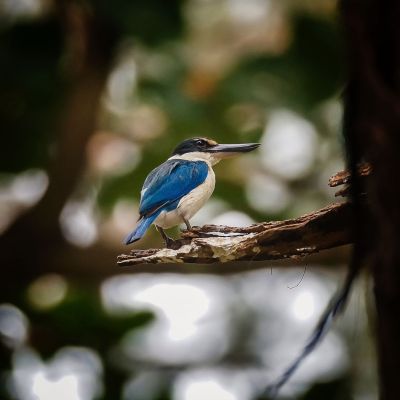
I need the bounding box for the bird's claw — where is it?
[164,237,181,250]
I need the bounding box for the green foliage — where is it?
[219,15,344,114]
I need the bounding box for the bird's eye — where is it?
[196,139,206,146]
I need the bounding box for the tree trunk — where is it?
[0,1,118,301]
[341,1,400,398]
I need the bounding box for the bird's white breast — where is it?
[153,164,215,229]
[177,166,215,219]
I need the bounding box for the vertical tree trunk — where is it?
[0,1,118,299]
[341,1,400,398]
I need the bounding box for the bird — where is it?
[124,137,260,247]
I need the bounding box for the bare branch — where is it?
[329,162,371,187]
[329,163,372,197]
[117,202,353,267]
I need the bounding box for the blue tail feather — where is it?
[124,212,160,245]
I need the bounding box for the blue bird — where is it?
[124,137,260,247]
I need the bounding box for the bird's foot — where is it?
[156,225,181,249]
[164,237,182,250]
[180,217,192,232]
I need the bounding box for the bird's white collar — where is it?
[169,152,221,166]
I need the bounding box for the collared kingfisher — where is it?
[124,137,260,247]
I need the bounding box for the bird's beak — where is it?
[209,142,260,157]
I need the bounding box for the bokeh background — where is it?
[0,0,377,399]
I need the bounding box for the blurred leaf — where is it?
[219,14,344,114]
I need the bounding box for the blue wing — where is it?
[139,159,209,217]
[124,159,208,245]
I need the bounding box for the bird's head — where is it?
[171,137,260,165]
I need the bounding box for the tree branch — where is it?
[118,166,372,267]
[117,201,353,267]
